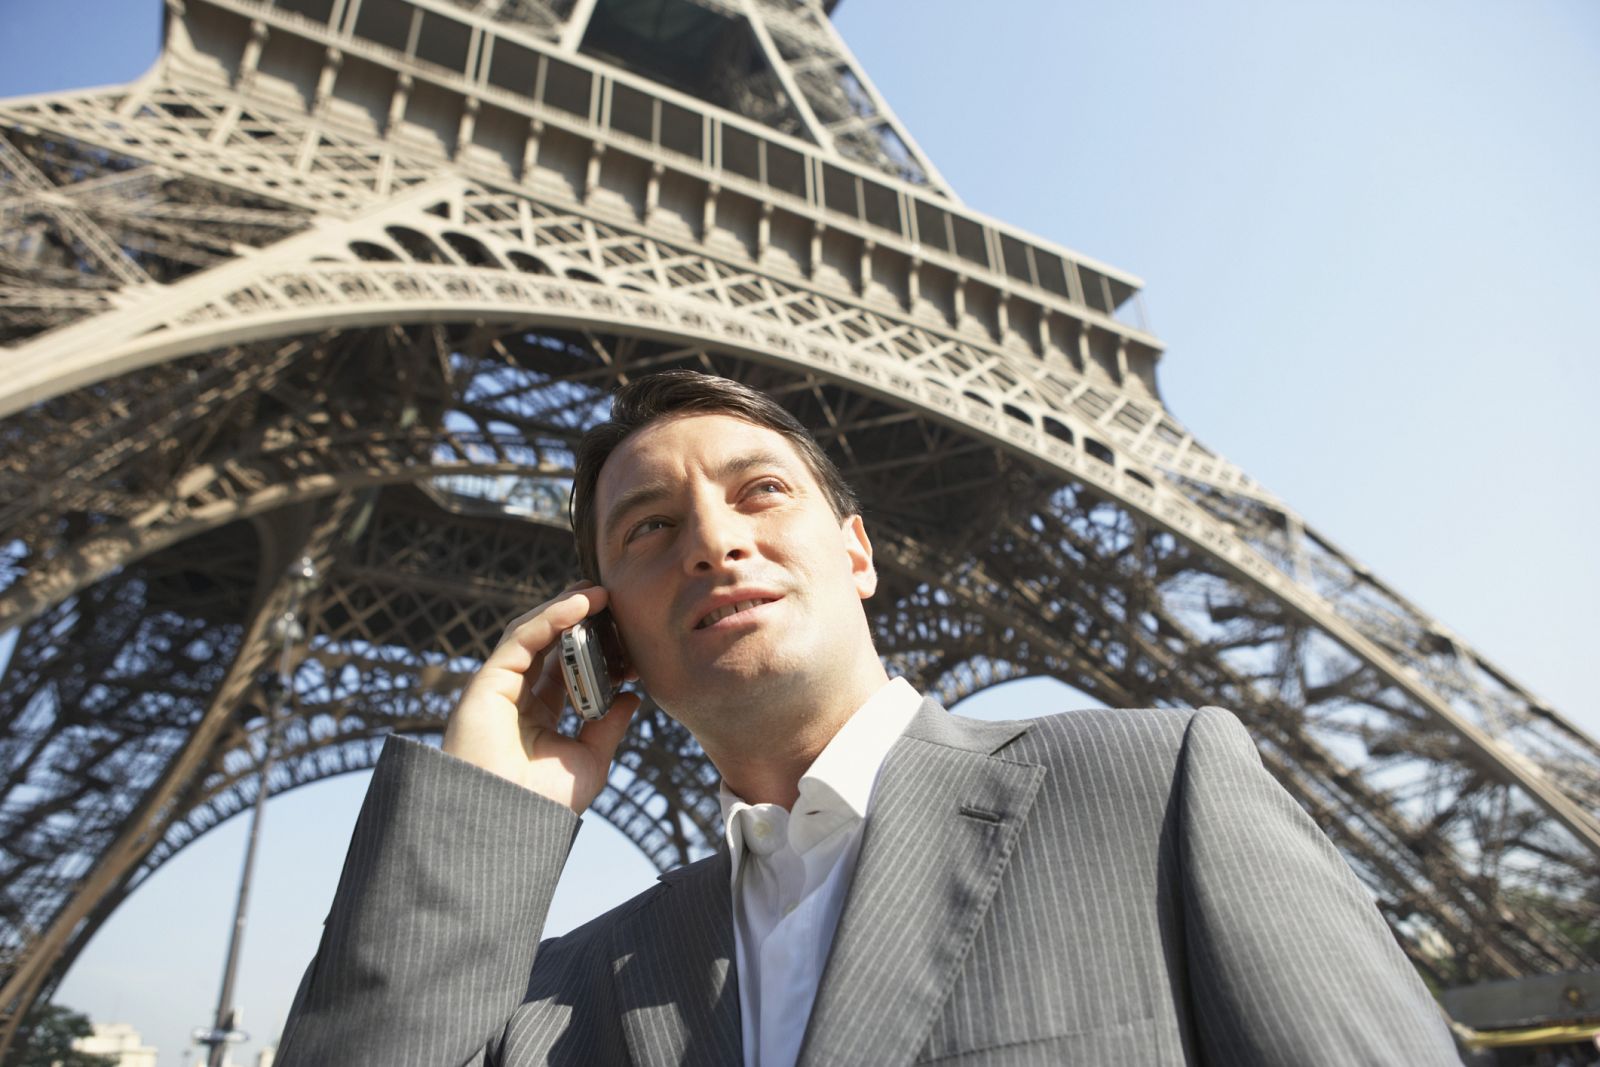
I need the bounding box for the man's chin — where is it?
[648,652,807,719]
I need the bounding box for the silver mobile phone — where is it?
[558,609,626,721]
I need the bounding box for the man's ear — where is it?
[841,514,877,600]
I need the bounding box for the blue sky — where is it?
[2,1,1597,1063]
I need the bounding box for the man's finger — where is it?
[486,585,608,674]
[524,645,568,722]
[495,584,585,646]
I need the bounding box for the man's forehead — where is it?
[597,413,806,491]
[601,412,796,476]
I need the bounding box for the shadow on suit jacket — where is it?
[277,699,1464,1066]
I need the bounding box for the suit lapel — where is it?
[612,849,743,1067]
[797,699,1044,1067]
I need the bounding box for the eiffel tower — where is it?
[2,0,1597,1051]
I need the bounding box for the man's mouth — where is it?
[694,598,777,629]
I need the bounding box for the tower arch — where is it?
[1,0,1596,1050]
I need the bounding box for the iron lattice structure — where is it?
[1,0,1598,1051]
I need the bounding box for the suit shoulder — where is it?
[980,704,1250,765]
[529,851,725,1008]
[539,846,725,954]
[544,880,666,947]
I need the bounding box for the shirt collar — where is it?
[796,676,922,821]
[719,677,922,866]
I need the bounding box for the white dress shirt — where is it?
[718,676,923,1067]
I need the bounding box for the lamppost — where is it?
[193,555,318,1067]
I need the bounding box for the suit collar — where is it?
[615,697,1042,1067]
[797,697,1044,1066]
[716,677,925,877]
[900,693,1034,753]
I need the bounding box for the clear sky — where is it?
[2,1,1597,1064]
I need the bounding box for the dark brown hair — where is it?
[570,371,861,580]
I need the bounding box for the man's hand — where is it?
[442,583,640,813]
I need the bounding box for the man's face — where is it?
[592,413,876,725]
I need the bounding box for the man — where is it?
[277,371,1462,1065]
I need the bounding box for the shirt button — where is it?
[753,820,772,839]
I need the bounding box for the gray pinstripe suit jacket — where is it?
[277,701,1462,1065]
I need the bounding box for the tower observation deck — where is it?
[0,0,1596,1052]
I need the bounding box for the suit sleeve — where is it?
[275,735,582,1067]
[1178,707,1462,1066]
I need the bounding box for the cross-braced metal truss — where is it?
[2,0,1597,1054]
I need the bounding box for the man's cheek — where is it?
[614,612,667,683]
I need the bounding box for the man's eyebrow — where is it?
[713,449,797,484]
[599,449,799,542]
[600,479,672,543]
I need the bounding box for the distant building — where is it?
[72,1022,157,1067]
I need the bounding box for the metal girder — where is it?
[2,0,1598,1055]
[0,499,353,1052]
[0,303,1593,972]
[28,361,1575,990]
[3,321,1597,1035]
[0,134,153,290]
[741,0,951,191]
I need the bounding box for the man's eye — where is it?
[625,518,668,543]
[749,479,785,496]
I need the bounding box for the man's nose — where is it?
[683,506,750,574]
